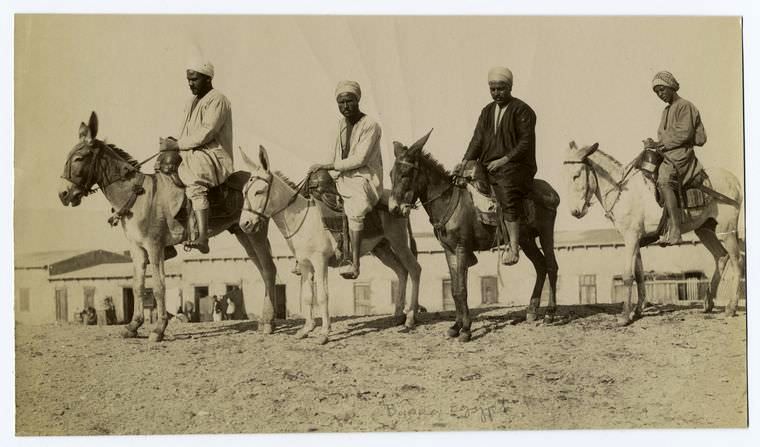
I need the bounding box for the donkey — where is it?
[388,132,561,342]
[238,146,421,345]
[58,112,278,341]
[562,141,743,325]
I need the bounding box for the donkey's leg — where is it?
[443,249,463,338]
[146,244,168,342]
[539,230,559,322]
[372,241,409,327]
[233,228,277,334]
[694,227,727,314]
[122,244,147,338]
[385,225,423,330]
[520,236,547,323]
[722,231,744,316]
[617,236,640,326]
[313,258,331,345]
[448,245,472,342]
[633,251,647,318]
[295,263,317,339]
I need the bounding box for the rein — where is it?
[394,158,458,230]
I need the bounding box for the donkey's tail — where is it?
[407,219,418,258]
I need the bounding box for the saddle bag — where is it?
[637,148,663,178]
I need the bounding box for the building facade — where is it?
[15,230,744,325]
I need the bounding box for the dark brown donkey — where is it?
[58,112,278,341]
[388,131,560,342]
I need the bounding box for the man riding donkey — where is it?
[643,70,707,245]
[308,80,383,280]
[455,66,538,266]
[158,60,234,254]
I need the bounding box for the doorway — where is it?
[274,284,287,319]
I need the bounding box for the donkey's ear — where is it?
[569,140,577,150]
[258,145,270,172]
[78,122,90,141]
[238,146,259,170]
[87,112,99,140]
[393,141,406,158]
[409,128,433,153]
[589,142,599,152]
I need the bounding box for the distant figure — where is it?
[84,307,97,326]
[95,295,110,326]
[225,296,236,321]
[105,297,117,325]
[184,301,196,323]
[175,305,189,323]
[212,295,223,322]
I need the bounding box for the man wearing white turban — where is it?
[457,66,537,266]
[646,70,707,245]
[309,80,383,279]
[160,61,234,253]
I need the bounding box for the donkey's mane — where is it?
[417,150,450,177]
[103,141,140,169]
[274,171,299,191]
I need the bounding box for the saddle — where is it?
[458,160,560,228]
[155,150,251,244]
[306,170,383,266]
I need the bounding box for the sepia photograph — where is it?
[5,2,758,446]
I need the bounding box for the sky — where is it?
[14,15,744,254]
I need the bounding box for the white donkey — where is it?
[238,146,421,345]
[563,141,743,325]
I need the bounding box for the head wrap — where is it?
[335,80,361,100]
[187,61,215,79]
[488,66,513,86]
[652,71,679,91]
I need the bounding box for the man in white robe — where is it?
[309,80,383,279]
[161,61,234,253]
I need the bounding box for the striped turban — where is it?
[652,71,679,91]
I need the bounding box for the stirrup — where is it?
[339,262,359,280]
[184,238,210,254]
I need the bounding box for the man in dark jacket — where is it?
[459,66,537,265]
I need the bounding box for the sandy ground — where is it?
[15,303,747,435]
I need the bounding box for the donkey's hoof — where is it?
[457,330,472,343]
[725,306,737,317]
[446,327,460,338]
[317,335,329,345]
[294,330,308,340]
[543,314,555,324]
[394,314,406,326]
[261,323,274,335]
[121,328,138,339]
[702,301,714,313]
[148,331,164,343]
[526,312,537,323]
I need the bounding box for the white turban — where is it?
[188,61,215,79]
[488,66,513,86]
[335,80,361,100]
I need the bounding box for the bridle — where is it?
[393,158,452,210]
[62,140,138,195]
[241,171,308,238]
[563,150,630,221]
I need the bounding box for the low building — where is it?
[15,229,745,325]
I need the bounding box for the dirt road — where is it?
[15,304,747,435]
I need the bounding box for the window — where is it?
[579,274,597,304]
[354,283,373,316]
[481,276,499,304]
[442,278,456,311]
[19,288,30,312]
[226,283,241,293]
[83,286,96,309]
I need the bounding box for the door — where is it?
[122,287,134,323]
[194,286,209,322]
[55,288,68,322]
[274,284,287,319]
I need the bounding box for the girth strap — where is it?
[108,174,147,226]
